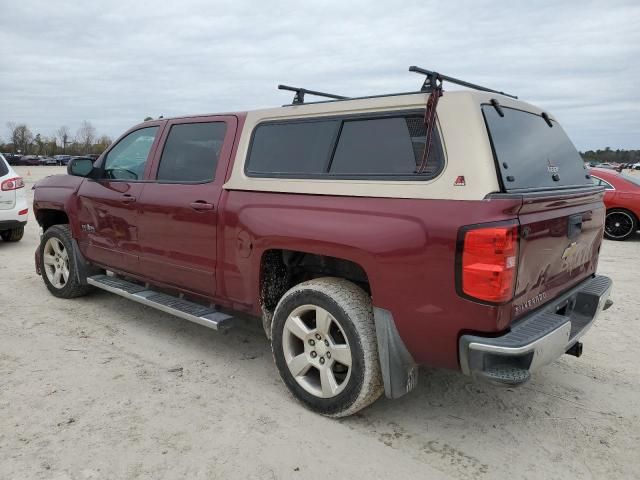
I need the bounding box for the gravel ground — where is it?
[1,166,639,480]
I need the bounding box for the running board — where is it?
[87,274,234,330]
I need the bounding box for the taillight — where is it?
[458,223,519,303]
[1,177,24,191]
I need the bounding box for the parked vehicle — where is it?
[19,155,40,166]
[1,153,22,165]
[32,67,613,416]
[54,155,72,166]
[0,153,28,242]
[596,163,616,170]
[590,168,640,240]
[38,156,58,166]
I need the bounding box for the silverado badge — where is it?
[562,241,578,261]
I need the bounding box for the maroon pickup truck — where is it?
[33,69,612,417]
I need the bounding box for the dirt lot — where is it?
[1,166,639,480]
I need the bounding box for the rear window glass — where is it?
[246,113,444,179]
[0,156,8,176]
[157,122,227,182]
[482,106,591,191]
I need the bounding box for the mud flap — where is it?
[373,307,419,399]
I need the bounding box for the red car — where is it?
[590,168,640,240]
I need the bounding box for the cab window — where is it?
[102,127,158,180]
[156,122,227,182]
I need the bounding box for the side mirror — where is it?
[67,158,95,177]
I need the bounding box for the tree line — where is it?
[0,121,112,156]
[580,148,640,165]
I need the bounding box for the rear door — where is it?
[482,105,605,319]
[76,124,163,273]
[136,116,237,297]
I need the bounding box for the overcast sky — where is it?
[1,0,639,150]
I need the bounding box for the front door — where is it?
[137,116,237,297]
[76,125,162,273]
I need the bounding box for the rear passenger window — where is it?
[246,113,444,179]
[157,122,227,182]
[590,176,614,190]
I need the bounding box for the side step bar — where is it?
[87,274,234,330]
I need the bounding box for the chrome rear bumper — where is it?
[459,275,613,385]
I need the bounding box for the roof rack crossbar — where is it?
[409,66,518,99]
[278,84,348,104]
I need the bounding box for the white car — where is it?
[0,153,28,242]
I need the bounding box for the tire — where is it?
[39,224,93,298]
[271,277,383,417]
[604,209,638,241]
[0,226,24,242]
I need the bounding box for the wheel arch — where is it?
[259,248,372,316]
[36,208,70,231]
[607,206,639,221]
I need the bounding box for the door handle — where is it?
[190,201,214,211]
[121,194,137,203]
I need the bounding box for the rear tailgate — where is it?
[513,188,604,319]
[482,103,605,320]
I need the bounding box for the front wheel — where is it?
[39,225,93,298]
[604,209,638,241]
[271,277,383,417]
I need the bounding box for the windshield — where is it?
[482,105,592,192]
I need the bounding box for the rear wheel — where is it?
[39,225,93,298]
[271,277,383,417]
[0,226,24,242]
[604,209,637,241]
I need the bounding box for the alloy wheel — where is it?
[605,211,635,239]
[43,237,70,289]
[281,304,352,398]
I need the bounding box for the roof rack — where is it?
[409,66,518,99]
[277,66,518,106]
[278,84,348,105]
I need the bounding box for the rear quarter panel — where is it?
[219,191,522,369]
